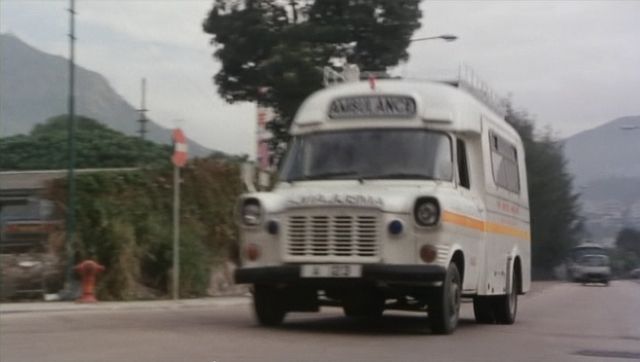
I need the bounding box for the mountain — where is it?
[0,33,212,157]
[565,116,640,185]
[564,115,640,245]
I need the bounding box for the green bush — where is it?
[49,158,243,300]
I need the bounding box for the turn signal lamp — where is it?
[245,243,261,261]
[420,244,438,263]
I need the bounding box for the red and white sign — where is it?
[256,105,273,171]
[172,128,188,167]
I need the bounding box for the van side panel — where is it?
[451,133,487,294]
[480,116,531,295]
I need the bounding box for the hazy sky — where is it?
[2,0,640,156]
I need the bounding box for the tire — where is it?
[429,263,461,334]
[473,296,495,324]
[494,269,518,325]
[253,285,286,326]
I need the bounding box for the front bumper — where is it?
[584,273,610,280]
[234,264,446,286]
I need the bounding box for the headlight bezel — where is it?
[239,198,263,227]
[414,197,441,227]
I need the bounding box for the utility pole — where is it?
[170,129,188,300]
[64,0,77,293]
[137,78,148,140]
[289,0,298,23]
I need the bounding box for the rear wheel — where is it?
[253,285,286,326]
[428,263,461,334]
[494,269,519,324]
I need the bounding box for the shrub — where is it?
[48,158,243,299]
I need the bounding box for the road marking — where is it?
[573,350,640,360]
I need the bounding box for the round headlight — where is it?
[241,199,262,226]
[414,198,440,226]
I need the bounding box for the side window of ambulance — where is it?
[456,138,470,189]
[489,131,520,193]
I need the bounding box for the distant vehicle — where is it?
[234,79,531,334]
[0,219,60,253]
[572,254,611,285]
[0,196,59,253]
[620,125,639,130]
[567,243,608,282]
[629,268,640,279]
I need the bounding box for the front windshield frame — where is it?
[278,128,454,183]
[569,246,608,262]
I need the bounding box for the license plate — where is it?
[300,264,362,278]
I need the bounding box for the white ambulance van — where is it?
[235,79,531,334]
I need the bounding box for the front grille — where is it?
[286,212,379,259]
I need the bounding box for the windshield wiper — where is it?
[289,171,359,181]
[361,172,435,180]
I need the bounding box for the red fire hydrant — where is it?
[74,259,105,303]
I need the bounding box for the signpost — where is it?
[171,128,187,300]
[256,95,273,190]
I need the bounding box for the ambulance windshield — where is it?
[280,129,453,182]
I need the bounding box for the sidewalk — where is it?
[0,295,251,315]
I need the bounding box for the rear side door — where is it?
[454,135,486,293]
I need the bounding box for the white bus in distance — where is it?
[234,79,531,334]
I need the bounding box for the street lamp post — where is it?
[399,33,458,78]
[410,34,458,43]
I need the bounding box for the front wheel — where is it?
[253,285,286,326]
[428,263,461,334]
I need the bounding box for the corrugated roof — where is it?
[0,168,138,191]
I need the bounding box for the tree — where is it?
[505,104,584,277]
[0,115,171,171]
[202,0,422,151]
[616,227,640,256]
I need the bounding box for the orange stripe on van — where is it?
[484,222,531,240]
[442,210,530,241]
[441,211,484,231]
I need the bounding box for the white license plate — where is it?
[300,264,362,278]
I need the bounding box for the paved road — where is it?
[1,281,639,362]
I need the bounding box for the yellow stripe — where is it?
[484,222,531,240]
[442,210,531,241]
[441,211,484,231]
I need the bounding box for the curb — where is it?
[0,295,251,315]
